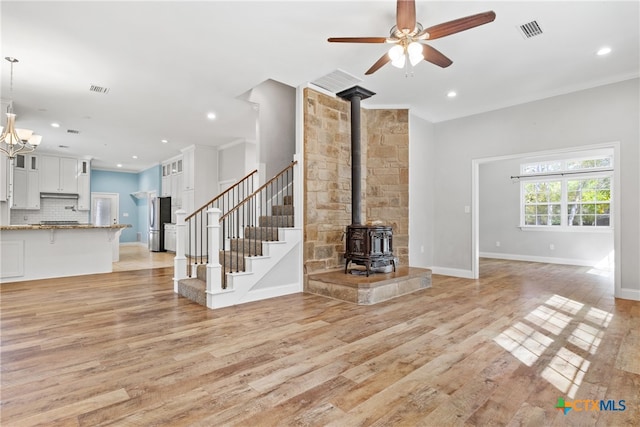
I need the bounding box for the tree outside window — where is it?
[520,156,612,229]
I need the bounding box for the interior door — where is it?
[91,192,119,225]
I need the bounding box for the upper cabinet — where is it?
[161,155,183,206]
[12,154,40,210]
[40,156,78,194]
[77,159,91,211]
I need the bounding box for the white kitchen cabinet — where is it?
[182,148,194,191]
[11,154,39,210]
[161,162,171,197]
[0,156,8,202]
[164,223,176,252]
[179,145,217,210]
[161,155,183,206]
[40,155,78,193]
[77,160,91,211]
[171,171,182,207]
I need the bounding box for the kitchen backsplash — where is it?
[10,198,90,225]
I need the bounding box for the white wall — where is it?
[218,141,257,184]
[249,79,296,178]
[408,114,436,268]
[479,156,613,265]
[427,78,639,298]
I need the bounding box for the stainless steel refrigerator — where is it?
[149,196,172,252]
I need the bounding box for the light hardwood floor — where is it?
[1,259,638,426]
[112,244,175,272]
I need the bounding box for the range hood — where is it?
[40,192,79,199]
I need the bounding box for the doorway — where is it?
[91,192,119,226]
[471,142,621,297]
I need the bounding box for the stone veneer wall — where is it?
[364,108,409,266]
[303,87,409,274]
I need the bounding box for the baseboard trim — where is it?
[479,252,603,267]
[616,287,640,301]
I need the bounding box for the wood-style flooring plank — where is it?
[1,259,638,426]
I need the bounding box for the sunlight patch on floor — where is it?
[494,294,613,399]
[587,251,614,277]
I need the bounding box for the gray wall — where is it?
[249,79,296,178]
[425,78,638,297]
[408,114,436,268]
[479,156,613,265]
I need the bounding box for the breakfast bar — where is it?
[0,223,129,283]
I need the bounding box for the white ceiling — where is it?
[1,1,638,172]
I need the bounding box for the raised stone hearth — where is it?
[305,266,432,305]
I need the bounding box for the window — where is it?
[520,155,612,229]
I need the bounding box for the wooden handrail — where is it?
[185,169,258,221]
[220,161,297,222]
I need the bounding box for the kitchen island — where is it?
[0,223,130,283]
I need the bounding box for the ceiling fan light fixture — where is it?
[408,42,424,66]
[388,45,406,68]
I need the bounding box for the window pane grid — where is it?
[520,158,612,229]
[567,177,610,227]
[523,181,562,226]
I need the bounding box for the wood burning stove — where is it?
[345,225,395,276]
[337,85,396,276]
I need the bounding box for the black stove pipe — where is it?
[336,86,375,225]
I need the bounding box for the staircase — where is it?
[174,161,301,309]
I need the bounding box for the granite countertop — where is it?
[0,224,132,230]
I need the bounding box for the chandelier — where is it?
[0,57,42,160]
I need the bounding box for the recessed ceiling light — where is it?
[597,46,612,56]
[161,139,168,144]
[51,122,60,128]
[132,155,138,159]
[447,91,457,98]
[207,112,217,120]
[117,164,123,168]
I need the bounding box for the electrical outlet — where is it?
[549,243,555,250]
[496,241,501,247]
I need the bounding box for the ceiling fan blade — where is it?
[365,52,392,75]
[422,44,453,68]
[396,0,417,32]
[419,11,496,40]
[328,37,388,43]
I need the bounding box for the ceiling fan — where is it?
[328,0,496,75]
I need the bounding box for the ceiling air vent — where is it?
[67,129,80,134]
[89,84,110,94]
[310,69,362,94]
[518,20,543,39]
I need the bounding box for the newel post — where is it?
[173,209,187,293]
[206,208,223,308]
